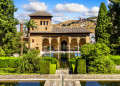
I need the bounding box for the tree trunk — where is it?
[28,27,30,51]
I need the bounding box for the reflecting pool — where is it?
[43,52,81,68]
[0,82,45,86]
[81,81,120,86]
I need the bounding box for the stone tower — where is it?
[29,11,53,31]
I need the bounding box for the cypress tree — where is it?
[95,2,111,44]
[0,0,20,55]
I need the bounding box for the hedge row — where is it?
[50,64,56,74]
[110,55,120,65]
[43,57,58,68]
[0,57,19,68]
[77,59,86,74]
[39,61,50,74]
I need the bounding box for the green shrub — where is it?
[0,68,17,73]
[17,50,40,73]
[50,64,56,74]
[89,56,116,74]
[77,59,86,74]
[81,43,116,74]
[0,57,19,68]
[0,47,5,56]
[43,57,58,68]
[72,64,75,74]
[40,61,50,74]
[69,59,76,69]
[110,55,120,65]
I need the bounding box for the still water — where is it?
[81,81,120,86]
[0,82,45,86]
[43,53,81,68]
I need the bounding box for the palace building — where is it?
[23,11,91,52]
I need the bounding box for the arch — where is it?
[70,38,77,51]
[51,38,58,51]
[79,38,86,47]
[42,38,49,51]
[61,40,67,51]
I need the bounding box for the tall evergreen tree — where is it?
[95,2,111,44]
[0,0,20,55]
[109,0,120,43]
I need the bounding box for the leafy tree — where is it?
[24,20,37,51]
[95,2,111,44]
[0,0,20,55]
[81,43,116,73]
[17,50,40,73]
[108,0,120,54]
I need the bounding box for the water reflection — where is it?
[43,52,81,68]
[81,81,120,86]
[0,82,45,86]
[43,52,81,59]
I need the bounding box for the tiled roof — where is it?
[29,11,52,17]
[30,27,92,33]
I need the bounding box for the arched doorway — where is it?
[51,38,58,51]
[42,38,49,51]
[61,41,67,51]
[79,38,86,47]
[70,38,77,51]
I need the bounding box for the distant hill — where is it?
[52,17,97,33]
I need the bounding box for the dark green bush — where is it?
[40,61,50,74]
[77,59,86,74]
[0,57,19,68]
[50,64,56,74]
[110,55,120,65]
[17,50,40,73]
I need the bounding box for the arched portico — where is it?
[41,36,87,52]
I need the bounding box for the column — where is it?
[58,37,60,51]
[77,37,80,51]
[68,37,71,51]
[20,21,23,56]
[49,37,51,57]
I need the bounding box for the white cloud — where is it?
[22,1,47,12]
[52,16,70,24]
[15,12,31,21]
[54,3,89,13]
[53,13,64,17]
[84,7,99,16]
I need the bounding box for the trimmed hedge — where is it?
[40,61,50,74]
[110,55,120,65]
[43,57,58,68]
[77,59,86,74]
[0,57,19,68]
[50,64,56,74]
[0,68,17,73]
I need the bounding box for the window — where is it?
[32,39,34,43]
[40,21,42,25]
[45,27,47,30]
[47,21,49,25]
[44,21,46,25]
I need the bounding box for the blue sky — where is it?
[14,0,110,26]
